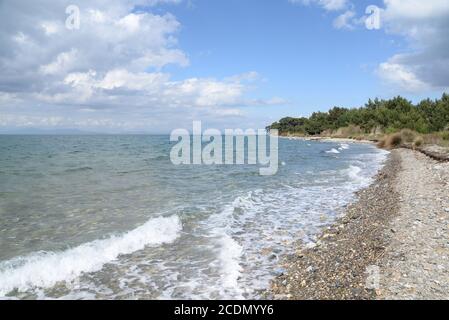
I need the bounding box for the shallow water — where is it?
[0,135,388,299]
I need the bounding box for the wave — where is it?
[344,165,372,187]
[325,148,340,154]
[206,201,245,299]
[0,215,182,296]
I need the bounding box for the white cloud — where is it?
[300,0,449,92]
[96,69,168,91]
[0,92,20,104]
[41,21,61,35]
[0,2,188,92]
[132,48,189,70]
[0,0,285,131]
[40,68,252,108]
[383,0,449,21]
[210,108,244,117]
[376,0,449,92]
[40,49,78,75]
[377,59,428,92]
[333,10,356,29]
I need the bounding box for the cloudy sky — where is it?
[0,0,448,133]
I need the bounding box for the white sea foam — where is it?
[0,215,182,296]
[216,233,244,293]
[344,146,388,187]
[326,148,340,154]
[345,165,371,186]
[337,143,350,151]
[206,200,245,299]
[1,137,391,300]
[157,147,388,299]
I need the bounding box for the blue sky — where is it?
[0,0,448,132]
[162,0,393,119]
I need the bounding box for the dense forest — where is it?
[267,93,449,136]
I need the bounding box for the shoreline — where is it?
[279,135,376,145]
[268,148,449,299]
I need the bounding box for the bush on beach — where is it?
[385,133,403,149]
[413,136,424,148]
[377,139,386,148]
[442,131,449,141]
[379,131,424,149]
[400,129,416,143]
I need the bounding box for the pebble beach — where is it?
[270,148,449,300]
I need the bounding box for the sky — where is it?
[0,0,448,133]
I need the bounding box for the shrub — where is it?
[377,138,386,148]
[385,127,397,135]
[334,125,362,138]
[413,136,423,148]
[400,129,416,143]
[385,133,403,149]
[441,131,449,141]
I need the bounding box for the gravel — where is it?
[269,148,449,300]
[377,149,449,300]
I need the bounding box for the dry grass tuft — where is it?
[442,131,449,141]
[400,129,416,143]
[377,138,386,148]
[385,133,403,149]
[413,136,423,148]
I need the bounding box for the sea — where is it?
[0,135,388,299]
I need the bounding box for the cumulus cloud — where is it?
[290,0,449,92]
[375,0,449,92]
[333,10,356,29]
[40,49,79,75]
[0,1,187,94]
[0,0,283,131]
[289,0,358,29]
[377,59,429,92]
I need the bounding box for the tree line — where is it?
[267,93,449,136]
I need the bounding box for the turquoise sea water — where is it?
[0,135,388,299]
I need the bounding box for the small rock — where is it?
[306,266,315,273]
[274,268,285,276]
[305,242,317,249]
[269,254,278,261]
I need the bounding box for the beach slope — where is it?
[271,149,449,300]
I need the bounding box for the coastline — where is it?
[268,148,449,300]
[279,135,376,145]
